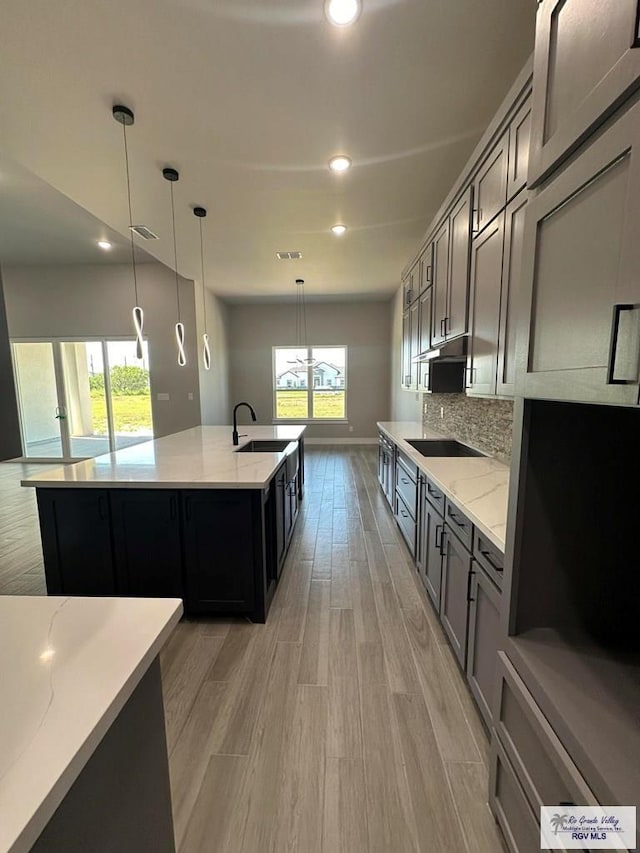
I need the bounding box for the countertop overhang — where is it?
[0,595,182,853]
[377,421,509,552]
[21,425,306,491]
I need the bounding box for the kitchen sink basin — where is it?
[235,439,294,453]
[405,439,486,458]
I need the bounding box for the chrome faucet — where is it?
[232,402,257,445]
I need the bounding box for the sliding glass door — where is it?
[11,339,154,461]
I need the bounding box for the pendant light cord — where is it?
[199,217,207,330]
[121,122,139,305]
[169,181,181,322]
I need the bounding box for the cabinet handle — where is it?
[439,530,447,556]
[169,496,177,520]
[185,498,191,522]
[448,509,466,528]
[400,509,408,518]
[440,318,445,337]
[467,568,476,602]
[401,477,410,484]
[480,549,503,573]
[98,495,107,521]
[427,485,441,499]
[472,208,482,231]
[444,316,450,335]
[465,366,474,388]
[425,264,432,284]
[435,523,443,550]
[607,303,640,384]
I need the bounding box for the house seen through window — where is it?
[273,347,347,420]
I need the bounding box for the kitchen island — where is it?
[23,426,306,622]
[0,595,181,853]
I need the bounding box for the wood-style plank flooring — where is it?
[0,449,505,852]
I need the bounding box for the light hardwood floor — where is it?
[0,449,505,853]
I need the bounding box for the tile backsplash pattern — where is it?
[423,394,514,461]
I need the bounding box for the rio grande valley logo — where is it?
[540,806,636,850]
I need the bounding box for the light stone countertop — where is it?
[0,595,182,853]
[21,425,306,490]
[377,421,510,552]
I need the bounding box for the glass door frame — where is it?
[10,336,145,462]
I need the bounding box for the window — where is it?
[273,346,347,420]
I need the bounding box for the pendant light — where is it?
[163,167,187,367]
[112,105,144,359]
[193,206,211,370]
[289,278,316,367]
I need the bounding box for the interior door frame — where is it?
[10,335,144,462]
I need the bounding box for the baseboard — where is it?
[305,437,377,446]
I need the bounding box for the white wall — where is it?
[390,286,422,422]
[195,286,230,425]
[227,301,391,440]
[3,262,202,438]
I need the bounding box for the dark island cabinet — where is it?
[111,490,183,599]
[37,489,116,596]
[182,490,264,618]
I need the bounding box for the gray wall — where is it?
[390,286,422,422]
[228,301,391,440]
[3,262,201,438]
[196,287,230,425]
[0,268,22,460]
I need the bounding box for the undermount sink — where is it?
[405,439,486,458]
[235,439,294,453]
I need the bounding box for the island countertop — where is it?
[377,421,510,552]
[21,425,306,490]
[0,595,182,853]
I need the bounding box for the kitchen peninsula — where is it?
[23,426,306,622]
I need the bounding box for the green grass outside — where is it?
[275,390,345,420]
[89,394,153,435]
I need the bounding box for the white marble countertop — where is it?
[377,421,510,552]
[22,425,306,490]
[0,595,182,853]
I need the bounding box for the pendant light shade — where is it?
[163,167,187,367]
[194,206,211,371]
[113,104,144,359]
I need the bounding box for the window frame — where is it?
[272,345,348,423]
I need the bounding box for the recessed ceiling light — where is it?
[329,155,352,173]
[97,240,112,250]
[325,0,361,27]
[331,224,347,236]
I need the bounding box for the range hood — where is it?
[412,332,469,363]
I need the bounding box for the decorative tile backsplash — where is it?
[423,394,514,461]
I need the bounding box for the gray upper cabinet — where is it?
[496,192,528,397]
[507,97,532,201]
[403,259,421,308]
[473,131,509,236]
[431,220,451,345]
[517,97,640,405]
[447,187,473,340]
[401,310,412,389]
[528,0,640,186]
[417,288,433,391]
[409,299,420,390]
[467,213,505,396]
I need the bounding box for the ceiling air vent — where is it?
[130,225,159,240]
[276,251,302,260]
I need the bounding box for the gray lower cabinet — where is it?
[517,96,640,406]
[416,477,445,609]
[489,737,540,853]
[466,563,501,728]
[528,0,640,186]
[467,211,505,396]
[440,525,472,668]
[496,192,528,397]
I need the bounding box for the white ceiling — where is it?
[0,0,535,300]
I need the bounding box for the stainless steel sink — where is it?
[405,439,486,458]
[235,440,293,453]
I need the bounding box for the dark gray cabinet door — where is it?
[447,187,473,340]
[431,221,451,345]
[404,259,421,308]
[517,98,640,405]
[111,490,183,598]
[528,0,640,186]
[467,212,505,396]
[440,527,472,668]
[418,286,432,357]
[401,310,411,389]
[409,299,420,389]
[466,563,502,728]
[422,497,444,610]
[496,193,528,397]
[473,131,509,236]
[507,96,532,201]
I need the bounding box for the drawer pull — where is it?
[401,477,410,484]
[448,509,466,528]
[480,548,503,573]
[427,485,441,499]
[435,523,443,550]
[400,509,409,518]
